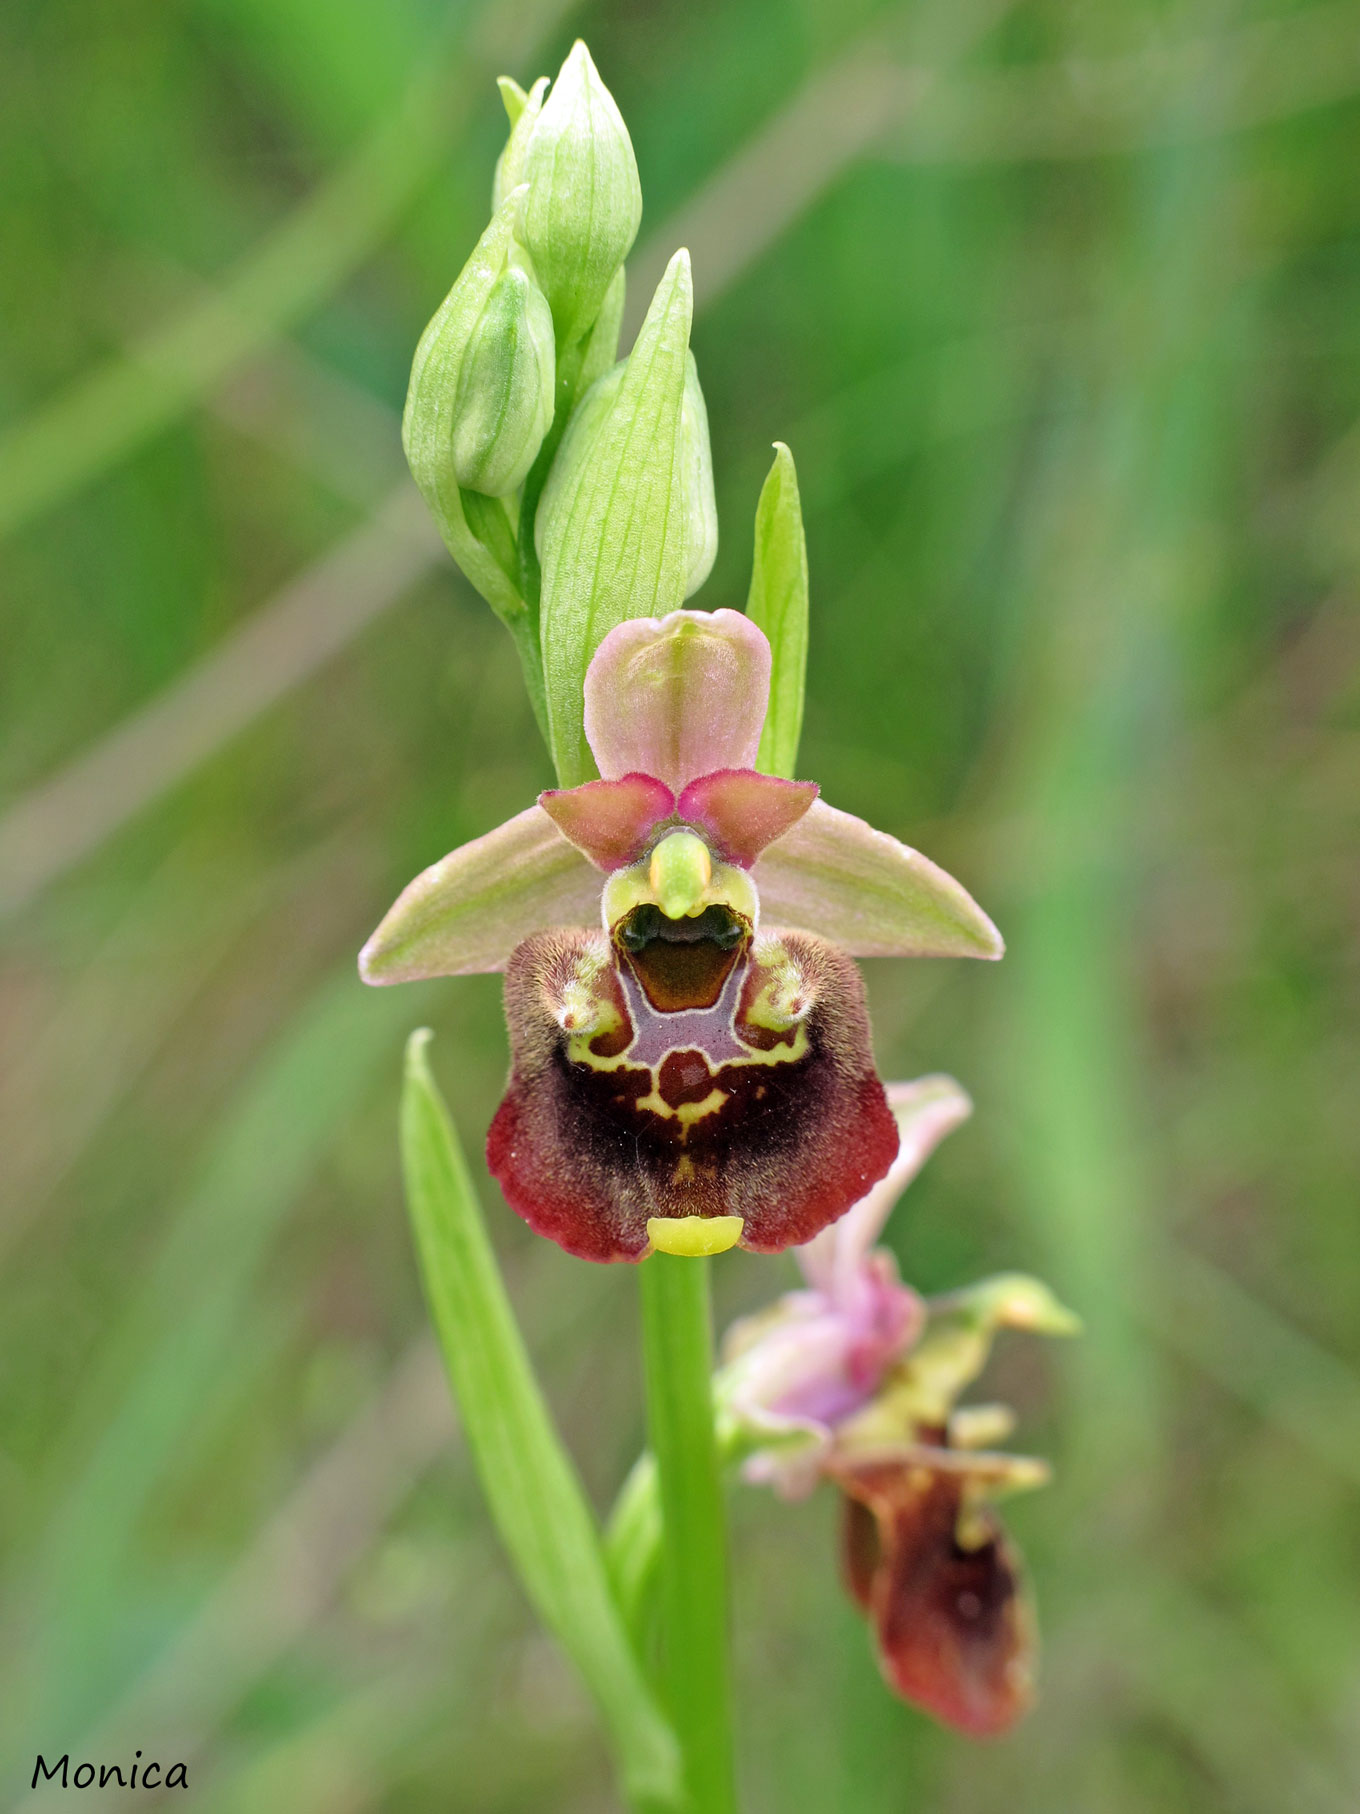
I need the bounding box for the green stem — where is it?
[639,1254,738,1814]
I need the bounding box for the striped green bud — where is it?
[451,261,556,497]
[520,41,641,350]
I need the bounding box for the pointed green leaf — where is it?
[746,443,809,780]
[539,250,695,787]
[401,1033,681,1812]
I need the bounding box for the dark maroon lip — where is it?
[487,928,899,1263]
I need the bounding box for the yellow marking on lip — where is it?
[633,1084,730,1125]
[647,1215,744,1257]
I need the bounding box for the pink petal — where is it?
[678,769,818,868]
[752,800,1004,959]
[797,1074,973,1296]
[583,609,772,791]
[539,773,676,870]
[358,804,601,982]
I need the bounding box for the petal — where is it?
[486,927,899,1262]
[359,804,601,983]
[583,609,772,791]
[834,1458,1036,1736]
[752,800,1004,960]
[539,773,676,870]
[678,770,818,868]
[797,1075,973,1296]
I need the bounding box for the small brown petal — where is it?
[834,1457,1036,1737]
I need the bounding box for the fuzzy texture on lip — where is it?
[485,927,899,1261]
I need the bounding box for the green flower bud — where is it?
[520,41,642,350]
[403,187,532,623]
[451,262,555,497]
[492,74,548,213]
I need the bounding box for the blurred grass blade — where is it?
[400,1031,682,1812]
[746,442,809,780]
[0,0,579,544]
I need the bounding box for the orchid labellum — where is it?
[362,609,1001,1262]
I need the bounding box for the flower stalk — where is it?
[640,1254,738,1814]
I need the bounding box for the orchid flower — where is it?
[361,609,1002,1263]
[718,1082,1079,1736]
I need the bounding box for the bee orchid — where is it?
[360,610,1002,1262]
[720,1085,1079,1735]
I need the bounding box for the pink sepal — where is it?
[583,609,772,791]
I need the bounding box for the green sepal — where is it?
[401,189,530,625]
[514,265,628,613]
[400,1033,682,1812]
[746,443,809,780]
[539,250,696,787]
[521,41,642,350]
[578,263,627,399]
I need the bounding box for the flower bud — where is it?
[492,74,548,212]
[451,262,555,496]
[520,41,642,349]
[403,187,533,622]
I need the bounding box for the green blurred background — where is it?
[3,0,1359,1807]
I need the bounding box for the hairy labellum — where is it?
[488,924,898,1262]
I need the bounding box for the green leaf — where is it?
[539,249,695,787]
[400,1033,682,1813]
[604,1451,662,1650]
[746,442,809,780]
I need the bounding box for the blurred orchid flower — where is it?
[720,1086,1080,1735]
[360,610,1002,1262]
